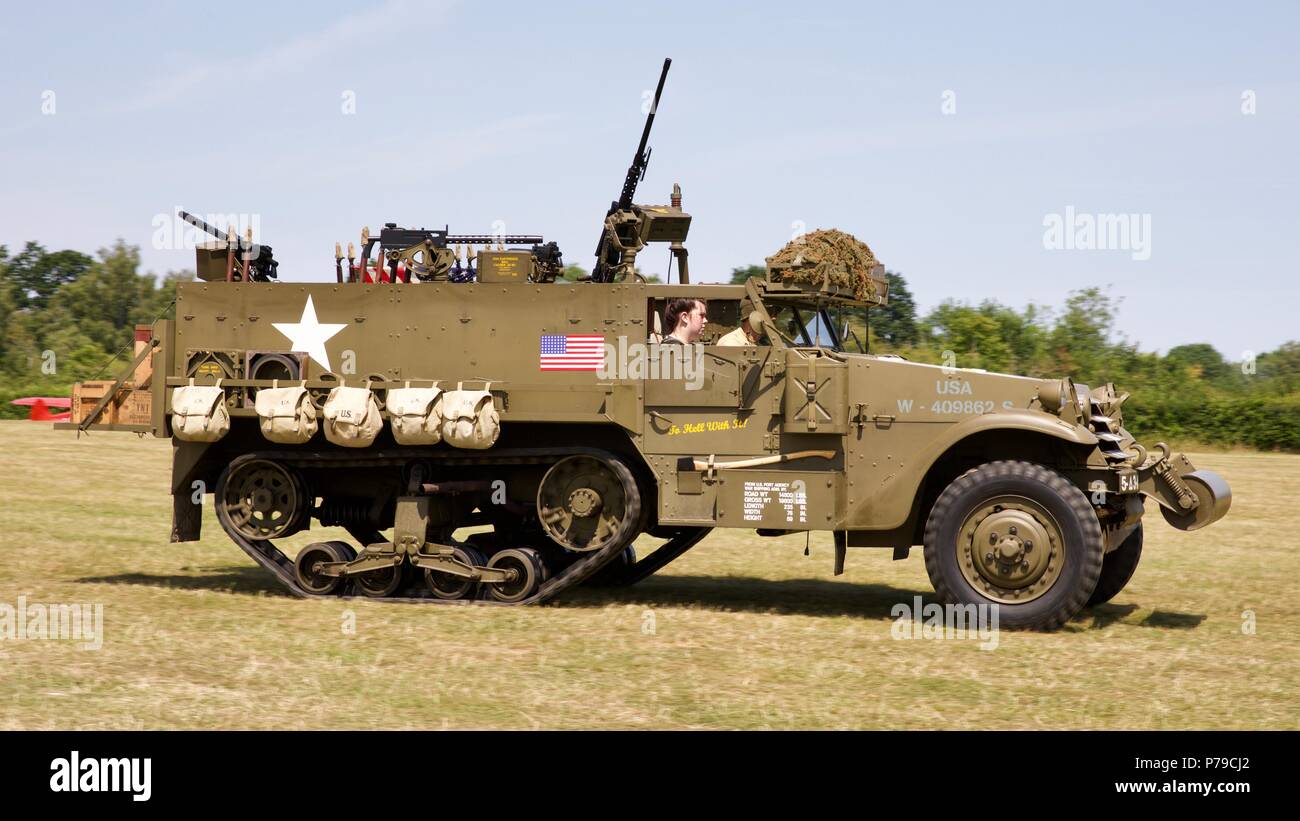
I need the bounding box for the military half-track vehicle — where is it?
[64,59,1230,629]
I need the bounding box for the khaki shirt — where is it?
[717,326,751,347]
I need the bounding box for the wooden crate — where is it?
[116,388,152,426]
[72,380,120,425]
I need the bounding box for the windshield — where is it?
[770,304,867,353]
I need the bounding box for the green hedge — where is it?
[1124,395,1300,452]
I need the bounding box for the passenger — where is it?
[717,311,767,346]
[662,297,707,344]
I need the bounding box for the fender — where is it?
[842,409,1099,530]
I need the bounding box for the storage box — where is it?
[195,242,234,282]
[116,388,153,426]
[477,250,533,283]
[72,380,121,425]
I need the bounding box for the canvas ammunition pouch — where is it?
[439,385,499,450]
[170,379,230,442]
[322,384,383,448]
[386,383,444,446]
[254,382,318,444]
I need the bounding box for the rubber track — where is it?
[215,446,664,606]
[611,527,712,587]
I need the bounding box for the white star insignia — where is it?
[272,295,347,372]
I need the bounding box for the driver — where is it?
[718,310,767,347]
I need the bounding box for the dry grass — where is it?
[0,421,1295,729]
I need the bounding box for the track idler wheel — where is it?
[424,546,487,600]
[294,541,355,595]
[486,548,544,603]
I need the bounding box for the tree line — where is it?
[0,241,190,416]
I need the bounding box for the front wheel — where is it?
[923,460,1104,631]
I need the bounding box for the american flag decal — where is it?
[539,334,606,371]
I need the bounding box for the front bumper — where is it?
[1078,446,1232,532]
[1133,447,1232,531]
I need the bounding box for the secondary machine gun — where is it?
[348,224,561,283]
[180,209,280,282]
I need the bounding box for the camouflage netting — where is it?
[766,229,882,302]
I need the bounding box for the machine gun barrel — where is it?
[378,225,545,251]
[591,58,672,282]
[180,210,253,252]
[446,234,544,246]
[617,57,671,211]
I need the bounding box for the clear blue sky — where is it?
[2,0,1296,357]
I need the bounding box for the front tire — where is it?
[1088,523,1143,606]
[923,460,1104,631]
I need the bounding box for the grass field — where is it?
[0,420,1295,729]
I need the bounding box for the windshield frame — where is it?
[766,302,853,353]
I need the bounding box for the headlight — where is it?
[1036,378,1071,413]
[1073,383,1092,424]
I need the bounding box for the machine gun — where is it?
[530,241,565,282]
[180,210,279,282]
[589,58,692,284]
[355,224,553,283]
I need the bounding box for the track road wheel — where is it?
[1088,523,1143,606]
[295,541,350,595]
[486,548,544,603]
[425,546,487,600]
[923,460,1104,631]
[357,558,404,598]
[331,541,358,563]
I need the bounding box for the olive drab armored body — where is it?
[62,59,1231,629]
